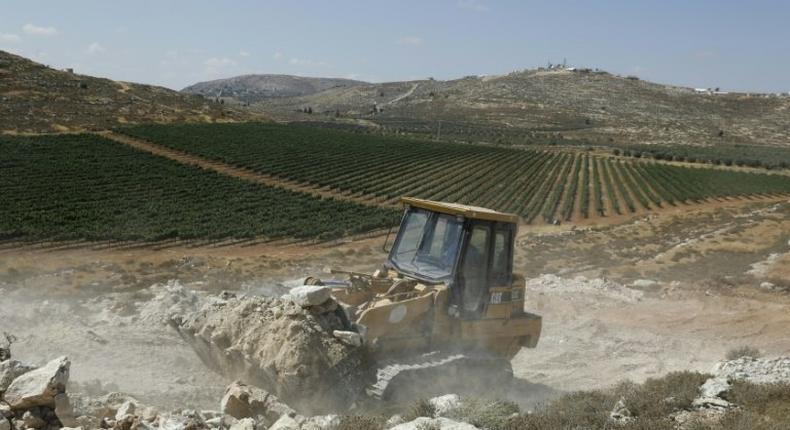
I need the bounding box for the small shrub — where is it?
[620,417,676,430]
[447,399,520,430]
[515,390,616,429]
[416,421,441,430]
[726,346,761,360]
[335,415,385,430]
[403,398,436,421]
[724,381,790,428]
[716,410,763,430]
[621,371,711,420]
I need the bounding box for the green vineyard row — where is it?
[0,134,398,242]
[121,123,790,223]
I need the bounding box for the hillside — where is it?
[252,69,790,148]
[0,50,260,133]
[182,74,367,102]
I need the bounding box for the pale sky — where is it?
[1,0,788,92]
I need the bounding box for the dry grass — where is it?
[620,371,711,419]
[727,380,790,423]
[503,390,616,430]
[334,415,386,430]
[487,372,710,430]
[726,346,762,360]
[682,381,790,430]
[445,399,520,430]
[415,421,441,430]
[403,398,436,421]
[257,69,790,149]
[336,373,788,429]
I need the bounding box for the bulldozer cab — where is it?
[385,197,518,319]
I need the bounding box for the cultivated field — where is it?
[0,134,396,242]
[120,123,790,224]
[4,124,788,245]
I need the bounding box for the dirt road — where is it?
[385,83,420,106]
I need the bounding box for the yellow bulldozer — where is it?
[309,197,542,402]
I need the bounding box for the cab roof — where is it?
[401,197,520,224]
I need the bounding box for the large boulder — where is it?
[0,360,36,394]
[268,415,300,430]
[283,286,331,308]
[300,415,339,430]
[69,392,142,422]
[228,417,255,430]
[114,400,135,421]
[171,295,367,413]
[430,394,461,417]
[4,356,70,410]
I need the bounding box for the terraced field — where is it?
[120,123,790,223]
[0,134,397,242]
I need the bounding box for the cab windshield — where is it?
[388,209,464,281]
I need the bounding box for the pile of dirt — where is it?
[169,287,368,414]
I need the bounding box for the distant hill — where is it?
[0,50,260,133]
[182,74,368,103]
[253,69,790,148]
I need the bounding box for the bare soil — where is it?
[1,198,788,411]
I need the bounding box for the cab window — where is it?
[491,229,511,286]
[389,209,463,280]
[461,224,490,313]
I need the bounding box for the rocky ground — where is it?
[1,199,789,429]
[2,303,789,429]
[254,68,790,148]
